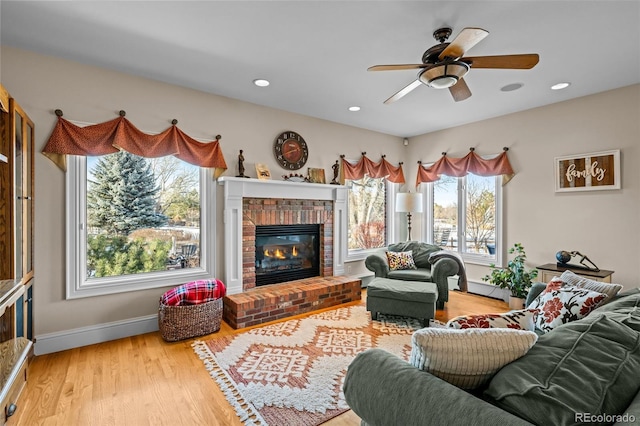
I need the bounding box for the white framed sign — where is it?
[555,149,620,192]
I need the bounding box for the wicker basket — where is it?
[158,297,223,342]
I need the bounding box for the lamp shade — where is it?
[396,192,423,213]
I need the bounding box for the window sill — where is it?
[67,267,212,299]
[462,255,496,267]
[346,248,384,262]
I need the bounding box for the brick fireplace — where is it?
[242,198,333,290]
[218,177,359,328]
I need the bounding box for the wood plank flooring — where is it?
[10,290,509,426]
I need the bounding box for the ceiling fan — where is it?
[368,27,539,103]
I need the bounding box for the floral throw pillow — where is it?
[446,309,539,331]
[527,287,608,333]
[543,277,565,293]
[386,250,417,271]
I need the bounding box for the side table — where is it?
[536,263,614,283]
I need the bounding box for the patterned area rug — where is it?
[192,305,422,426]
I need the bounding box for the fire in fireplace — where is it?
[255,224,320,286]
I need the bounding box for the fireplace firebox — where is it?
[255,224,320,286]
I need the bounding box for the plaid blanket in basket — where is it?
[161,279,226,306]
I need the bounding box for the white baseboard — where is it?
[34,314,159,355]
[467,279,510,302]
[33,281,509,355]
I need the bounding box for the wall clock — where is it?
[274,131,309,170]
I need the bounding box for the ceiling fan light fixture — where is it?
[419,62,470,89]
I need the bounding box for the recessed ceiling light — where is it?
[253,79,270,87]
[500,83,524,92]
[551,82,571,90]
[348,106,361,112]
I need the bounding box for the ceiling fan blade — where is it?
[439,27,489,60]
[368,64,427,71]
[449,77,472,102]
[384,80,423,104]
[463,54,539,69]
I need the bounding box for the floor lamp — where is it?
[396,192,423,241]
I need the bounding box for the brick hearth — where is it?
[223,276,361,329]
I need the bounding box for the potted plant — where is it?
[483,243,538,309]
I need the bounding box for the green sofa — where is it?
[343,287,640,426]
[364,241,459,309]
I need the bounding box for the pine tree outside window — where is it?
[66,153,215,299]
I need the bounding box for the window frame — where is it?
[422,172,503,267]
[65,155,216,299]
[345,177,400,261]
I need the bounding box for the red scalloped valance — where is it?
[341,154,405,184]
[416,150,514,187]
[42,115,228,177]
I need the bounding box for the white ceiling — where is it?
[2,1,639,137]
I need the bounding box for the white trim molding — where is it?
[34,314,158,355]
[65,157,217,299]
[218,177,348,295]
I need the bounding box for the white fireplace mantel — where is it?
[218,176,348,294]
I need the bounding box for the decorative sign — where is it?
[255,163,271,180]
[555,150,620,192]
[308,167,326,184]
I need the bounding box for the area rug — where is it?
[192,305,422,426]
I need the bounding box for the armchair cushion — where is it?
[387,268,432,281]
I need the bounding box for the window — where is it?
[66,152,215,299]
[346,176,390,258]
[428,173,502,265]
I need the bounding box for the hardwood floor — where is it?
[11,290,509,425]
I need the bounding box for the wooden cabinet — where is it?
[0,87,10,280]
[0,84,34,423]
[9,99,34,286]
[15,282,33,341]
[536,263,614,283]
[0,337,31,423]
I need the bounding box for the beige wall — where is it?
[2,45,639,347]
[405,84,640,288]
[1,47,402,338]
